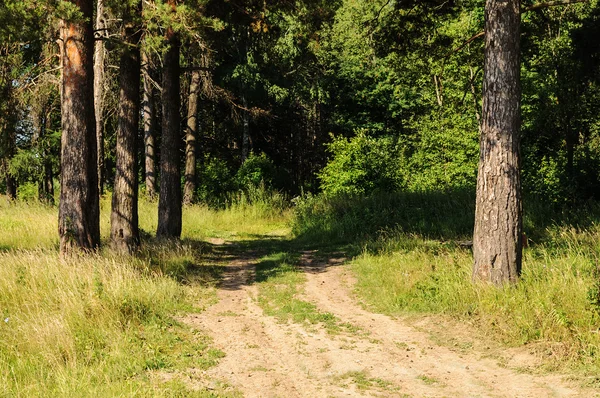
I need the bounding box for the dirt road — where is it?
[183,243,596,397]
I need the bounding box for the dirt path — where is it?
[182,244,597,397]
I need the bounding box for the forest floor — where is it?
[164,235,598,398]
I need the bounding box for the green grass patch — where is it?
[335,370,399,392]
[254,252,359,334]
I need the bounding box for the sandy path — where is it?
[182,245,597,397]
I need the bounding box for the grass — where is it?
[349,227,600,372]
[254,252,361,334]
[335,370,399,392]
[0,193,290,397]
[4,187,600,394]
[291,191,600,376]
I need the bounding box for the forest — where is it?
[2,0,600,396]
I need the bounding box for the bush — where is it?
[196,154,236,207]
[318,130,406,196]
[235,152,279,190]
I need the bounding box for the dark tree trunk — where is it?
[142,51,157,200]
[110,1,142,252]
[34,109,54,204]
[157,18,182,238]
[241,93,250,163]
[59,0,100,253]
[5,173,16,200]
[2,159,16,201]
[183,69,200,205]
[94,0,106,194]
[43,159,54,205]
[473,0,522,284]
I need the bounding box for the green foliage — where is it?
[235,152,278,189]
[195,154,236,207]
[319,131,405,196]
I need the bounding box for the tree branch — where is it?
[446,31,484,58]
[446,0,588,58]
[523,0,588,12]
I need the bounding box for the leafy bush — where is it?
[235,151,278,190]
[318,130,406,196]
[196,154,236,207]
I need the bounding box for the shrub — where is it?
[235,152,279,190]
[318,130,406,196]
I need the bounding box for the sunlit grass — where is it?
[0,194,287,396]
[351,225,600,373]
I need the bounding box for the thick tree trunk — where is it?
[110,1,141,252]
[94,0,106,194]
[473,0,522,284]
[183,70,200,205]
[142,51,157,200]
[59,0,100,253]
[2,159,16,201]
[5,173,16,200]
[157,21,182,238]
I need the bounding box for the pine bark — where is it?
[183,70,200,205]
[142,51,157,200]
[59,0,100,253]
[110,1,142,252]
[157,20,182,238]
[473,0,522,284]
[94,0,106,194]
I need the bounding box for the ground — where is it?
[155,235,599,398]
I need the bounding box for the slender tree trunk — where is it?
[44,159,54,205]
[472,0,522,284]
[183,70,200,205]
[94,0,106,194]
[142,51,157,200]
[241,30,251,163]
[33,110,53,204]
[110,1,142,252]
[241,93,250,163]
[59,0,100,253]
[157,13,182,238]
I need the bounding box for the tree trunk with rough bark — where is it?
[110,1,141,252]
[59,0,100,253]
[142,51,157,200]
[183,69,200,205]
[94,0,106,194]
[473,0,522,285]
[157,13,182,239]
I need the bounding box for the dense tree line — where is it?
[0,0,598,283]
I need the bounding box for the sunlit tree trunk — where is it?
[94,0,106,194]
[59,0,100,253]
[110,0,142,252]
[157,0,182,238]
[183,69,200,205]
[473,0,522,284]
[142,50,157,200]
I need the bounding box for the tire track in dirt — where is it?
[298,251,595,397]
[181,244,597,397]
